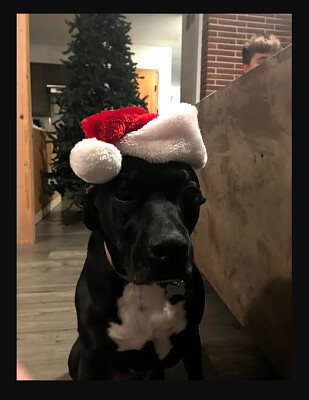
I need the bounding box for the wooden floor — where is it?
[17,200,280,380]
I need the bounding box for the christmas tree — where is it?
[43,14,148,208]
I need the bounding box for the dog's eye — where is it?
[182,187,206,206]
[114,186,136,202]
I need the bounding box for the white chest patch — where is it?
[107,283,187,359]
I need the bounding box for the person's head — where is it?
[242,34,282,73]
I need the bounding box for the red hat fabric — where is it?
[81,107,158,145]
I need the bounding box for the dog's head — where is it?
[84,155,206,284]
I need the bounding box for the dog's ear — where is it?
[83,184,100,231]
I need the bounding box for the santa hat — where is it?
[70,103,207,184]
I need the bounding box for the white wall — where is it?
[180,14,203,105]
[130,44,172,113]
[30,44,67,64]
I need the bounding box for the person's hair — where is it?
[242,34,282,65]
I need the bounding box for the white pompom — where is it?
[70,138,122,184]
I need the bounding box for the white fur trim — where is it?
[70,138,122,184]
[116,103,207,169]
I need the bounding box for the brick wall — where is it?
[200,14,292,98]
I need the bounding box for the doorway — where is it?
[136,69,159,114]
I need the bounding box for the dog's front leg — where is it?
[76,348,110,380]
[148,368,165,380]
[182,328,204,380]
[68,336,82,380]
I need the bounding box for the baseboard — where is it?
[35,195,62,224]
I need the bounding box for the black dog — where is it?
[68,155,206,380]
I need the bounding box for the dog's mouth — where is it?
[131,278,184,286]
[104,242,185,286]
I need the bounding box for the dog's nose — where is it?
[149,237,188,263]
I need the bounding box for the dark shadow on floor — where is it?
[244,278,292,380]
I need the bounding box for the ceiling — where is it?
[29,14,182,48]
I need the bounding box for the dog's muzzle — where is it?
[148,236,189,266]
[104,242,186,286]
